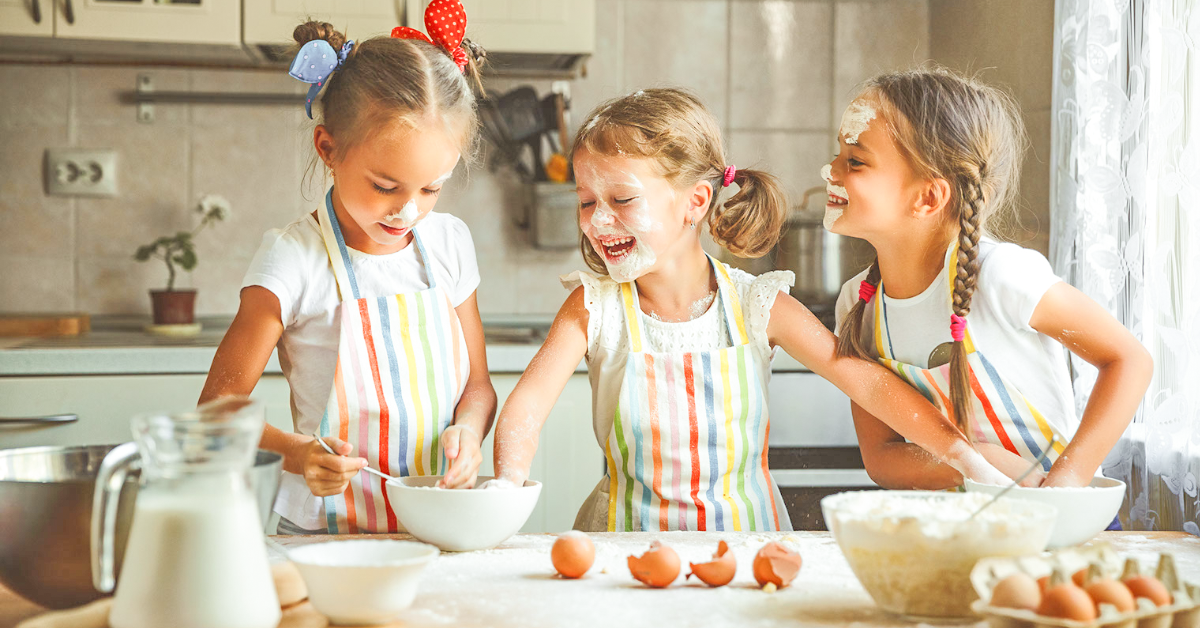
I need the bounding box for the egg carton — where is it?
[969,544,1200,628]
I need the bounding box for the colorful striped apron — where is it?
[316,189,469,533]
[870,249,1067,471]
[603,257,781,531]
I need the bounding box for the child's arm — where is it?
[198,286,366,496]
[767,292,1012,487]
[492,287,589,485]
[1029,282,1153,487]
[440,292,498,489]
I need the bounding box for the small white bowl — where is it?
[963,475,1125,548]
[287,540,438,626]
[385,475,541,552]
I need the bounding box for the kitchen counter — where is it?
[3,532,1197,628]
[0,316,810,376]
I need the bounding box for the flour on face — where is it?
[839,100,877,145]
[820,163,848,231]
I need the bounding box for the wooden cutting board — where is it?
[0,314,90,337]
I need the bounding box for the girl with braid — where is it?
[828,68,1152,490]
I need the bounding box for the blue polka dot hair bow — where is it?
[288,39,354,119]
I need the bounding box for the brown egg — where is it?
[990,573,1041,611]
[628,541,680,588]
[551,531,595,579]
[1123,576,1172,607]
[1086,578,1136,613]
[1038,582,1099,622]
[688,540,736,587]
[753,542,802,588]
[1072,568,1088,588]
[1037,574,1051,594]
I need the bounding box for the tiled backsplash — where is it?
[0,0,1050,318]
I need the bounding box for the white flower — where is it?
[196,194,232,221]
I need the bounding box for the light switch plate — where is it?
[45,149,118,197]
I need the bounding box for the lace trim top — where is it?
[560,266,795,360]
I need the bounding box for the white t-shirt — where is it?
[242,210,479,529]
[834,239,1078,440]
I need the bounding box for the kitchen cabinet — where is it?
[0,0,240,45]
[0,374,293,450]
[0,0,52,37]
[243,0,402,53]
[0,370,598,533]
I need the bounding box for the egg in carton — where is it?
[969,543,1200,628]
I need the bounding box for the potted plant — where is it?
[134,194,230,327]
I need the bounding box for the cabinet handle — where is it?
[31,0,42,24]
[62,0,74,25]
[0,414,79,425]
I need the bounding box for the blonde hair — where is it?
[293,21,486,172]
[835,67,1027,435]
[571,88,788,275]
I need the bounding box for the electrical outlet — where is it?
[45,149,119,197]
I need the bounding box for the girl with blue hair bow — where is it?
[200,1,495,535]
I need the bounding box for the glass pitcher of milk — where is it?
[92,397,281,628]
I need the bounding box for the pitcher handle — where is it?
[91,442,139,593]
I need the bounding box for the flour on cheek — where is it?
[576,164,663,283]
[820,163,849,231]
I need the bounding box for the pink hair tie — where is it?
[858,281,877,302]
[722,165,737,188]
[950,314,967,342]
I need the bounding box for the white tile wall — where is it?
[7,0,1047,319]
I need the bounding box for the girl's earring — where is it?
[688,221,696,230]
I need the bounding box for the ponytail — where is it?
[709,167,788,258]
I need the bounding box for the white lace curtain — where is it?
[1051,0,1199,533]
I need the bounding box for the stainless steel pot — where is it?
[0,444,281,609]
[776,208,875,307]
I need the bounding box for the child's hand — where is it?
[438,425,482,489]
[295,437,368,497]
[976,443,1046,487]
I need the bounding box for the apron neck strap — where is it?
[619,255,750,352]
[318,187,360,301]
[317,187,435,301]
[872,241,976,360]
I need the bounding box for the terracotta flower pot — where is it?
[149,290,197,325]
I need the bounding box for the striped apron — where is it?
[316,189,469,533]
[870,251,1067,472]
[597,257,782,532]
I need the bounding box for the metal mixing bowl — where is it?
[0,444,282,609]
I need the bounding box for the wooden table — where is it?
[4,532,1197,628]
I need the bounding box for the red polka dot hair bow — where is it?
[391,0,469,72]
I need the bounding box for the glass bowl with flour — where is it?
[821,490,1056,620]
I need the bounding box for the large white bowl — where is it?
[963,476,1125,548]
[821,490,1056,619]
[287,539,438,626]
[386,475,542,552]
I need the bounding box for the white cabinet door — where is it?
[0,374,294,450]
[406,0,595,54]
[0,0,53,36]
[54,0,240,45]
[243,0,401,46]
[478,373,600,533]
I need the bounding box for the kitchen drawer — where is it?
[0,374,292,450]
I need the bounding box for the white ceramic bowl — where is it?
[821,490,1056,619]
[385,475,541,551]
[287,540,438,626]
[963,476,1125,548]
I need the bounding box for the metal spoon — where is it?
[967,441,1056,520]
[310,432,401,484]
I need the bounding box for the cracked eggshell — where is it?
[687,540,736,587]
[628,541,680,588]
[551,531,595,579]
[753,542,802,588]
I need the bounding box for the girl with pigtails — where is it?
[493,88,1013,533]
[827,68,1152,491]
